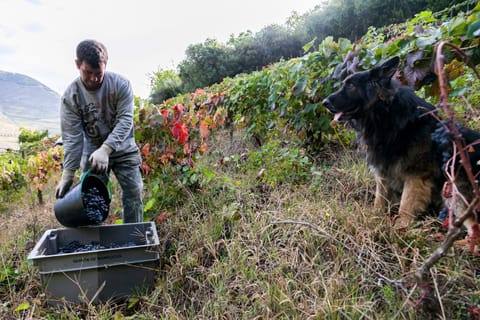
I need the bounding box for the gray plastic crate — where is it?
[27,222,159,305]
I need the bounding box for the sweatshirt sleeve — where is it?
[60,86,84,171]
[102,77,134,151]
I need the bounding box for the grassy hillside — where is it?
[1,129,479,319]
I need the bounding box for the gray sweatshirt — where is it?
[60,71,138,171]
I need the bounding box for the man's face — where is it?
[76,60,105,91]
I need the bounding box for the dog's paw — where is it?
[392,215,412,231]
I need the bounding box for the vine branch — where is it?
[415,40,480,298]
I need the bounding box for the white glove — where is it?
[89,144,113,173]
[55,169,75,199]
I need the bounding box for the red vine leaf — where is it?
[172,122,189,145]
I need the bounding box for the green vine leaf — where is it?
[303,38,316,53]
[467,18,480,38]
[292,78,308,96]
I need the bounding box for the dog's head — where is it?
[322,56,400,122]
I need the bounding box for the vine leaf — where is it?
[293,78,308,96]
[467,18,480,38]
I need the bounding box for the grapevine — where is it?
[136,88,227,174]
[25,141,63,205]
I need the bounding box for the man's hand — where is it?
[89,144,113,173]
[55,169,75,199]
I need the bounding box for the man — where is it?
[55,39,143,223]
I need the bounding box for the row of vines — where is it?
[0,129,62,211]
[218,5,480,146]
[133,3,480,220]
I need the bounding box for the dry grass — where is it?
[1,130,479,319]
[0,186,59,245]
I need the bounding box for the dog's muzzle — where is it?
[322,98,333,111]
[322,98,345,124]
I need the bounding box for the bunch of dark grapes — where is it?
[58,240,100,253]
[58,240,137,254]
[82,186,109,225]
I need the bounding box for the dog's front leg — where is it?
[395,176,433,230]
[374,175,388,211]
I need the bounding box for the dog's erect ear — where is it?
[370,56,400,82]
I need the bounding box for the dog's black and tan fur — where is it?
[323,56,479,233]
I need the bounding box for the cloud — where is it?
[0,44,15,55]
[23,22,43,33]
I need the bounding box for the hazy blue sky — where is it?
[1,0,320,98]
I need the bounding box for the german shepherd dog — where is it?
[322,56,480,236]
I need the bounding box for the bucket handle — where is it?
[81,168,113,200]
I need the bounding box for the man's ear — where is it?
[75,59,81,69]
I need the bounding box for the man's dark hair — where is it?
[76,39,108,68]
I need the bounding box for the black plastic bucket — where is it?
[54,172,111,228]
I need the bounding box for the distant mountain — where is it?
[0,71,60,136]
